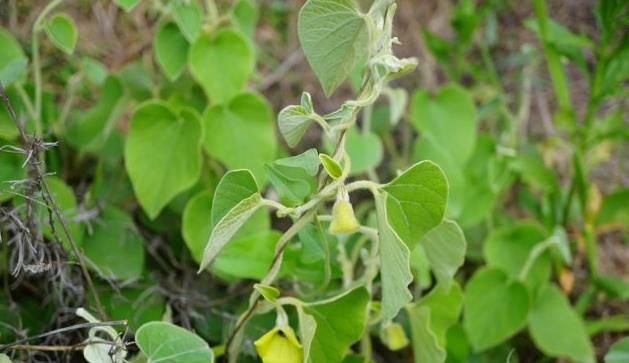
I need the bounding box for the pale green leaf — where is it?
[44,13,77,54]
[203,92,276,184]
[198,170,263,271]
[0,27,27,85]
[298,0,369,96]
[155,22,189,81]
[381,161,448,249]
[0,353,11,363]
[265,149,319,207]
[376,193,413,321]
[303,287,370,363]
[83,207,144,280]
[135,322,214,363]
[406,306,446,363]
[420,219,466,288]
[278,102,316,148]
[529,285,595,363]
[171,0,202,42]
[605,337,629,363]
[125,101,202,219]
[254,284,280,303]
[463,267,529,351]
[189,29,253,103]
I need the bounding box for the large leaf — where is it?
[97,284,165,332]
[298,0,369,96]
[265,149,319,207]
[135,322,214,363]
[182,190,278,279]
[463,268,529,351]
[66,75,125,153]
[0,28,27,85]
[125,101,202,219]
[203,92,276,184]
[484,223,551,290]
[83,207,145,280]
[381,161,448,249]
[198,170,263,271]
[345,128,383,175]
[155,22,189,81]
[44,13,77,55]
[528,285,595,363]
[302,287,370,363]
[420,219,466,288]
[376,193,413,321]
[189,29,253,103]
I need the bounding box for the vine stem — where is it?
[226,209,317,362]
[518,237,560,281]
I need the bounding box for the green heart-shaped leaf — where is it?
[463,267,529,351]
[345,129,383,175]
[420,220,466,289]
[155,22,189,81]
[298,0,368,96]
[125,101,202,219]
[203,92,276,184]
[189,29,253,103]
[44,13,77,55]
[381,161,448,249]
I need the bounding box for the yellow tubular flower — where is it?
[329,199,360,234]
[381,322,409,351]
[254,326,303,363]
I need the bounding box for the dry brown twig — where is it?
[0,81,107,320]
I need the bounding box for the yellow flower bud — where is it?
[254,326,303,363]
[380,322,409,351]
[329,199,360,234]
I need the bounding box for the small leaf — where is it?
[319,153,342,179]
[417,282,464,346]
[303,287,370,363]
[0,27,27,85]
[203,92,276,184]
[298,0,369,96]
[83,207,145,280]
[528,285,595,363]
[376,193,413,321]
[463,267,529,351]
[406,306,446,363]
[278,102,316,148]
[420,220,466,288]
[265,149,319,207]
[125,102,202,219]
[605,337,629,363]
[155,22,189,81]
[171,0,202,42]
[136,322,214,363]
[44,13,77,54]
[381,161,448,249]
[189,29,253,103]
[254,284,280,303]
[113,0,141,12]
[198,170,263,271]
